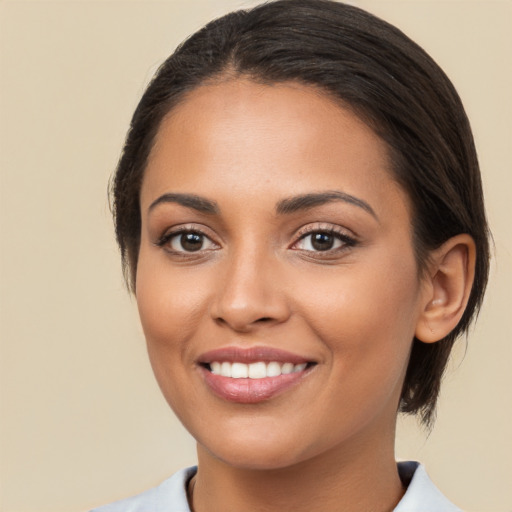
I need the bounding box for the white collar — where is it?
[395,461,462,511]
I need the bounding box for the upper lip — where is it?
[197,346,314,365]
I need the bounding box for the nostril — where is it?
[214,315,275,332]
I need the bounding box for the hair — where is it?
[111,0,490,426]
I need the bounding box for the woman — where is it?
[93,0,489,510]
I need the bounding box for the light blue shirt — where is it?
[90,461,462,511]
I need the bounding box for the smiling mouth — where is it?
[197,347,317,403]
[204,361,312,379]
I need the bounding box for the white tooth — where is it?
[249,362,267,379]
[266,361,281,377]
[231,362,249,379]
[210,362,221,375]
[220,362,232,377]
[293,363,307,373]
[281,362,294,374]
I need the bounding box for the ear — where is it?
[415,234,476,343]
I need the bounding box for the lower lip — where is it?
[200,367,310,403]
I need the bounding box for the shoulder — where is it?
[395,461,463,512]
[89,466,196,512]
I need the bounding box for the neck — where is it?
[190,424,404,512]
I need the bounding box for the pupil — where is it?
[181,233,203,252]
[312,232,333,251]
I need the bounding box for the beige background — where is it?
[0,0,510,511]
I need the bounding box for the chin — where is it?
[206,443,310,471]
[195,424,317,471]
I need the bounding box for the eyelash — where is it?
[155,225,358,257]
[292,226,358,255]
[155,227,217,256]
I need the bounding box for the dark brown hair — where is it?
[111,0,490,426]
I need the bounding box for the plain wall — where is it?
[0,1,510,511]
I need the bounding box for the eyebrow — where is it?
[148,193,219,214]
[147,190,377,220]
[275,191,378,219]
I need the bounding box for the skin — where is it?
[135,79,467,512]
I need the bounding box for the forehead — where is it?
[141,79,406,218]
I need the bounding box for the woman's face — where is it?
[136,80,430,470]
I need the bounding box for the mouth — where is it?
[204,360,311,378]
[197,347,317,403]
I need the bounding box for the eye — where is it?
[293,229,356,252]
[158,229,218,253]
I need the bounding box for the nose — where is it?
[210,248,291,333]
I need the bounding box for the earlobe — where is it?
[415,234,476,343]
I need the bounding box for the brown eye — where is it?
[310,232,335,251]
[295,231,344,252]
[179,233,203,251]
[168,231,217,252]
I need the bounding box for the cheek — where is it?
[134,252,213,404]
[294,255,421,379]
[294,266,420,441]
[136,255,207,344]
[135,256,210,417]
